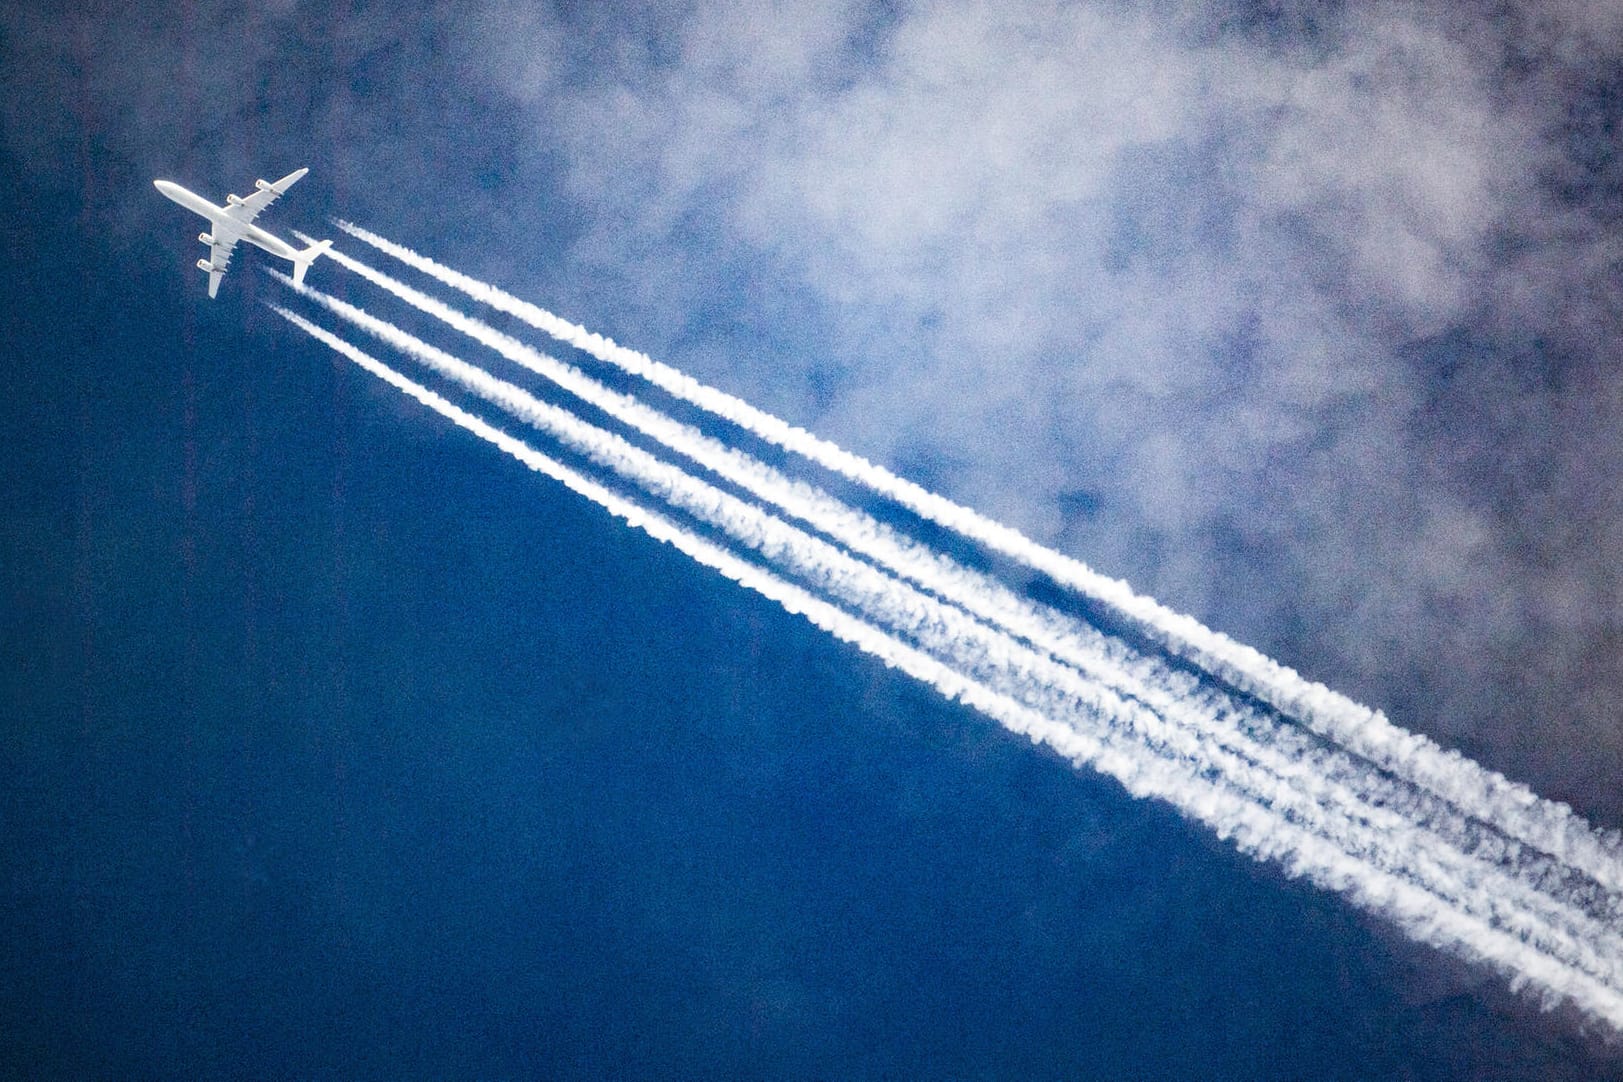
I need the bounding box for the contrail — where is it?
[270,280,1623,1010]
[333,220,1623,896]
[272,302,1623,1027]
[279,256,1623,952]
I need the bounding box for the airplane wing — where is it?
[204,235,240,298]
[222,167,308,227]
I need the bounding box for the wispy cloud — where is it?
[451,1,1623,821]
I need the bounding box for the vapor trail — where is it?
[273,303,1623,1028]
[278,256,1623,949]
[270,277,1623,1003]
[332,220,1623,896]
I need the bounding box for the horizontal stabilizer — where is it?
[291,238,333,286]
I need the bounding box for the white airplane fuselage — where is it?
[153,180,300,262]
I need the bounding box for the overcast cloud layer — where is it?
[6,0,1621,823]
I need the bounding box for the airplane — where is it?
[153,167,332,298]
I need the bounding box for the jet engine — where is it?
[198,232,214,246]
[226,193,245,207]
[197,259,215,273]
[255,178,274,192]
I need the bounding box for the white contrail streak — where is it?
[332,220,1623,895]
[273,303,1623,1028]
[271,278,1623,1008]
[278,257,1623,955]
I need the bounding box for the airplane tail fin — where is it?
[291,239,333,286]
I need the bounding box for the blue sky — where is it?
[3,1,1623,1076]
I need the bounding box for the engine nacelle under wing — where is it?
[226,193,245,207]
[197,259,216,273]
[198,232,214,245]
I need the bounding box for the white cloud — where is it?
[467,0,1623,813]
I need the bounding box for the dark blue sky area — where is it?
[4,4,1623,1078]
